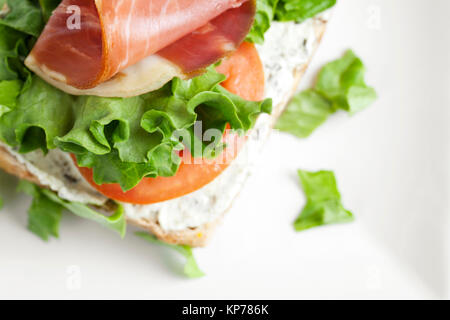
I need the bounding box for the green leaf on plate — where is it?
[277,50,377,137]
[294,170,354,232]
[275,89,333,138]
[316,50,377,114]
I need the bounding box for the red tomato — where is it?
[216,42,265,101]
[75,42,265,204]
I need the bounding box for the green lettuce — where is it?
[0,195,3,209]
[0,76,74,153]
[17,180,62,240]
[247,0,336,44]
[0,25,30,82]
[38,0,60,21]
[294,170,354,231]
[275,89,333,138]
[18,181,126,239]
[316,50,377,114]
[277,50,377,137]
[275,0,337,23]
[0,0,45,37]
[0,79,21,117]
[246,0,279,44]
[136,232,205,279]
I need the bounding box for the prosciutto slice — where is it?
[25,0,255,97]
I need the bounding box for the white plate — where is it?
[0,0,448,299]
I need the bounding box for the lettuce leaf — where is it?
[246,0,279,44]
[0,0,45,37]
[17,180,63,240]
[294,170,354,231]
[316,50,377,114]
[18,180,126,239]
[0,195,3,210]
[136,232,205,279]
[0,76,74,153]
[275,89,333,138]
[277,50,377,137]
[38,0,60,21]
[0,79,22,117]
[275,0,336,23]
[43,189,126,238]
[247,0,336,44]
[0,24,31,82]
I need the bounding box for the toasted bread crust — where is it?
[0,146,42,185]
[0,19,327,247]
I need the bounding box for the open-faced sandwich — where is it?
[0,0,335,251]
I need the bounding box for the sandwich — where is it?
[0,0,335,249]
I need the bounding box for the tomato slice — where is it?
[216,42,265,102]
[75,42,265,204]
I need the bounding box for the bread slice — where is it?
[0,17,328,247]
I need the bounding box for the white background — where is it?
[0,0,448,299]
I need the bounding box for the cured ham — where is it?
[25,0,256,97]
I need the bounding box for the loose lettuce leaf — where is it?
[294,170,354,231]
[277,50,376,137]
[275,89,333,138]
[17,180,63,240]
[0,195,3,209]
[275,0,336,23]
[136,232,205,279]
[316,50,377,114]
[18,180,127,239]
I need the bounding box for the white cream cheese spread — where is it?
[1,144,107,206]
